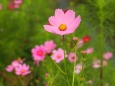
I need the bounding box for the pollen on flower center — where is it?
[58,24,67,31]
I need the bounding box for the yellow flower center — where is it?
[58,24,67,31]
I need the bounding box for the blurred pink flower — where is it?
[51,48,64,63]
[0,4,2,10]
[92,59,100,68]
[14,0,22,4]
[92,59,107,68]
[45,73,49,78]
[31,45,46,61]
[103,52,113,60]
[44,40,56,54]
[6,58,23,72]
[102,60,107,67]
[11,60,21,68]
[75,63,82,74]
[68,52,78,62]
[72,37,78,41]
[45,83,48,86]
[6,65,14,72]
[77,39,83,48]
[14,4,20,8]
[86,48,94,54]
[15,64,31,76]
[44,9,81,35]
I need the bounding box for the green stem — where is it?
[53,60,66,75]
[62,35,70,86]
[72,44,77,86]
[18,76,25,86]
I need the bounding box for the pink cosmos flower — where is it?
[44,9,81,36]
[44,40,56,54]
[51,48,64,63]
[31,45,46,61]
[6,58,23,72]
[11,60,21,68]
[86,48,94,54]
[68,52,78,62]
[103,52,113,60]
[75,64,82,74]
[6,65,14,72]
[92,59,100,68]
[15,64,31,76]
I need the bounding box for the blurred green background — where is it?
[0,0,115,86]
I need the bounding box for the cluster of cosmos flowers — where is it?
[92,52,113,68]
[5,8,113,83]
[8,0,22,10]
[0,0,22,11]
[6,58,31,76]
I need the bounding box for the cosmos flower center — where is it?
[38,51,43,56]
[21,70,25,73]
[58,24,67,31]
[57,54,61,59]
[72,56,75,60]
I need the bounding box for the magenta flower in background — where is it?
[31,45,46,61]
[6,65,14,72]
[103,52,113,60]
[51,48,64,63]
[44,9,81,35]
[75,63,82,74]
[15,64,31,76]
[86,48,94,54]
[44,40,56,54]
[68,52,78,62]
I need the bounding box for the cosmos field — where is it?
[0,0,115,86]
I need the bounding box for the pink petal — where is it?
[55,9,64,24]
[68,15,81,31]
[63,9,75,24]
[48,16,59,26]
[43,25,55,33]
